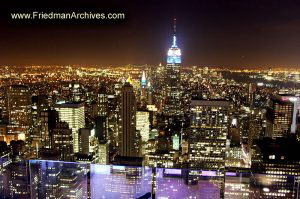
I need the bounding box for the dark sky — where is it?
[1,0,300,68]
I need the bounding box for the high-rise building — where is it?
[40,109,59,149]
[172,134,180,150]
[98,142,109,164]
[6,85,32,129]
[7,161,30,198]
[55,102,85,153]
[95,86,109,143]
[251,137,300,198]
[98,86,108,117]
[31,95,49,148]
[164,18,182,116]
[95,116,107,143]
[136,111,150,142]
[140,71,148,106]
[78,128,97,156]
[31,95,49,130]
[69,83,82,102]
[118,82,141,157]
[141,71,147,88]
[248,83,257,106]
[189,99,231,170]
[30,160,88,199]
[52,121,73,161]
[266,95,299,138]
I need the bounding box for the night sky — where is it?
[1,0,300,68]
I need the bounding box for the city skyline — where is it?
[1,1,300,198]
[1,0,300,67]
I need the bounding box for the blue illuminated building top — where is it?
[141,71,147,87]
[167,19,181,64]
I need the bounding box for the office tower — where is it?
[7,161,30,198]
[164,18,182,116]
[31,95,49,128]
[84,86,94,104]
[136,111,150,142]
[30,161,62,199]
[98,142,109,164]
[6,85,32,129]
[225,141,246,168]
[172,134,180,150]
[98,86,108,117]
[31,95,49,148]
[78,128,96,156]
[118,82,141,157]
[0,142,11,198]
[95,116,107,142]
[30,160,88,199]
[251,138,300,198]
[189,99,231,170]
[55,102,85,153]
[266,95,299,138]
[52,121,73,161]
[248,83,257,106]
[0,86,7,120]
[40,109,59,149]
[248,109,263,148]
[69,83,82,102]
[94,86,109,144]
[107,94,119,151]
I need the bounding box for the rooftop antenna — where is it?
[173,17,176,35]
[172,18,177,47]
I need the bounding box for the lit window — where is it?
[269,155,275,160]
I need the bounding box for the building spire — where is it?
[141,71,146,87]
[173,18,176,35]
[172,18,177,47]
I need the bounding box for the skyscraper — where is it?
[266,95,299,138]
[95,116,107,143]
[6,85,32,129]
[95,86,108,143]
[97,86,108,117]
[118,82,141,157]
[141,71,147,88]
[55,102,85,153]
[52,121,73,161]
[189,99,231,170]
[251,137,300,198]
[136,111,150,142]
[40,109,59,149]
[69,83,82,102]
[164,18,182,116]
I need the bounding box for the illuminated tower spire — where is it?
[167,18,181,64]
[127,75,133,84]
[141,71,147,87]
[172,18,177,47]
[174,18,176,34]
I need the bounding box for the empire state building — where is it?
[164,18,183,116]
